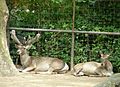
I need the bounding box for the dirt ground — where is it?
[0,73,108,87]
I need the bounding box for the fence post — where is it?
[70,0,75,71]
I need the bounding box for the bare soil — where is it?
[0,73,108,87]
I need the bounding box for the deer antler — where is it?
[25,33,40,45]
[10,30,22,45]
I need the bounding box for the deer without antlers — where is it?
[72,54,113,77]
[10,30,69,74]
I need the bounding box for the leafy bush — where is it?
[8,0,120,72]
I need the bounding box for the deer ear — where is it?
[101,54,110,59]
[15,44,23,48]
[100,54,104,59]
[106,54,110,58]
[15,44,19,48]
[25,45,32,50]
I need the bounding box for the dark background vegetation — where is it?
[7,0,120,73]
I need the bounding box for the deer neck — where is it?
[19,52,32,68]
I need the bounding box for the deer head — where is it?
[10,30,40,54]
[100,53,113,75]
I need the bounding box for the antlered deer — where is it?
[72,54,113,77]
[10,30,69,74]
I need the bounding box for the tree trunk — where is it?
[0,0,19,76]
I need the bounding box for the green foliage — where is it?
[8,0,120,72]
[51,0,63,3]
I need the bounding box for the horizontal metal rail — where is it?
[9,27,120,35]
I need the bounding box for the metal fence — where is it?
[8,27,120,72]
[7,0,120,72]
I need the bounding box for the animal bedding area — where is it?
[0,73,107,87]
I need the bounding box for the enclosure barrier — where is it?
[9,27,120,35]
[8,27,120,71]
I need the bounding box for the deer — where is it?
[10,30,69,74]
[72,53,113,77]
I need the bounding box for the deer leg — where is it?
[36,67,57,74]
[34,67,57,74]
[47,67,57,74]
[73,68,84,76]
[22,66,35,73]
[58,63,69,74]
[88,74,104,77]
[88,70,104,77]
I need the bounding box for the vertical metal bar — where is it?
[70,0,75,71]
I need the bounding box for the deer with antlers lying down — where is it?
[72,54,113,77]
[10,30,69,74]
